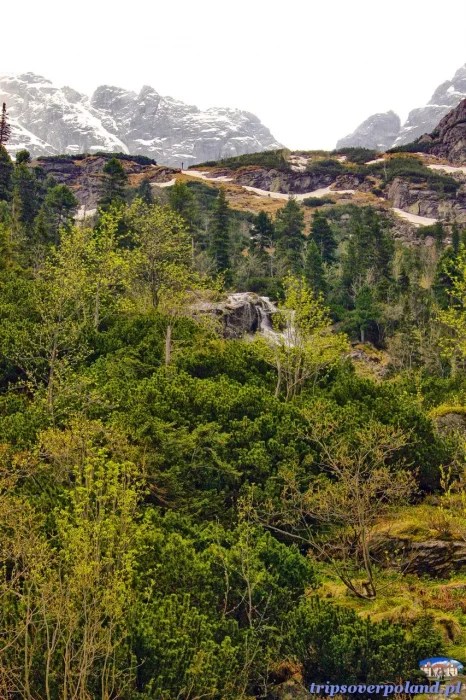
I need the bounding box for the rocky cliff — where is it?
[31,154,178,210]
[419,98,466,165]
[0,73,282,167]
[336,111,401,151]
[336,62,466,150]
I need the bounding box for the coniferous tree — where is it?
[250,210,274,253]
[34,184,78,246]
[274,198,305,273]
[135,177,153,205]
[99,157,128,209]
[304,239,326,295]
[168,181,196,231]
[15,149,31,165]
[0,103,11,147]
[11,162,40,232]
[310,210,336,263]
[209,188,230,272]
[0,146,13,202]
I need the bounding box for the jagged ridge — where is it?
[0,72,282,167]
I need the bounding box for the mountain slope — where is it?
[0,73,282,167]
[336,111,401,151]
[416,97,466,164]
[336,63,466,150]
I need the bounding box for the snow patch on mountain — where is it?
[0,73,281,166]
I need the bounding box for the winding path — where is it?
[152,168,440,228]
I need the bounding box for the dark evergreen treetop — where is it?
[0,103,12,147]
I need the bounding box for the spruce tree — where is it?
[0,103,12,147]
[310,210,336,263]
[168,181,196,231]
[35,184,78,246]
[304,239,326,295]
[274,198,305,273]
[15,149,31,165]
[0,146,13,202]
[11,162,40,231]
[209,188,230,272]
[99,157,128,208]
[250,210,274,253]
[135,178,153,205]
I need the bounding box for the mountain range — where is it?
[0,73,282,167]
[337,63,466,151]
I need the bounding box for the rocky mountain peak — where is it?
[336,110,401,151]
[1,72,282,167]
[336,62,466,151]
[422,97,466,164]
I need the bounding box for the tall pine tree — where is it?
[310,210,336,263]
[274,198,305,273]
[250,210,274,253]
[304,239,327,295]
[0,146,13,202]
[209,188,230,273]
[99,157,128,209]
[0,103,12,147]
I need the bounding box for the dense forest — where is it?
[1,137,466,699]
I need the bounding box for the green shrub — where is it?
[302,196,335,207]
[367,156,459,194]
[192,149,291,171]
[332,147,378,164]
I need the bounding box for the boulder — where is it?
[195,292,278,339]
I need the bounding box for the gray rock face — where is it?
[336,110,401,151]
[0,72,282,167]
[373,536,466,578]
[196,292,278,339]
[336,63,466,151]
[425,97,466,164]
[395,64,466,146]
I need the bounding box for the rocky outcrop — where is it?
[31,154,178,209]
[235,167,336,194]
[386,177,466,224]
[423,98,466,164]
[0,72,282,167]
[196,293,278,339]
[336,111,401,151]
[373,536,466,577]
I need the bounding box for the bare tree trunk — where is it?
[164,324,172,366]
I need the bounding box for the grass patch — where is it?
[367,155,459,194]
[192,149,291,172]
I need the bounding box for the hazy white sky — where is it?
[2,0,466,149]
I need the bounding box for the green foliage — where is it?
[37,151,158,166]
[0,145,13,201]
[310,210,336,263]
[209,188,230,272]
[285,598,442,685]
[274,198,305,273]
[368,156,459,194]
[306,157,347,179]
[99,156,128,208]
[332,147,378,164]
[34,183,78,246]
[0,168,463,698]
[15,149,31,164]
[193,149,290,171]
[302,195,335,207]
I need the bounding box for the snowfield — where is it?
[392,208,437,226]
